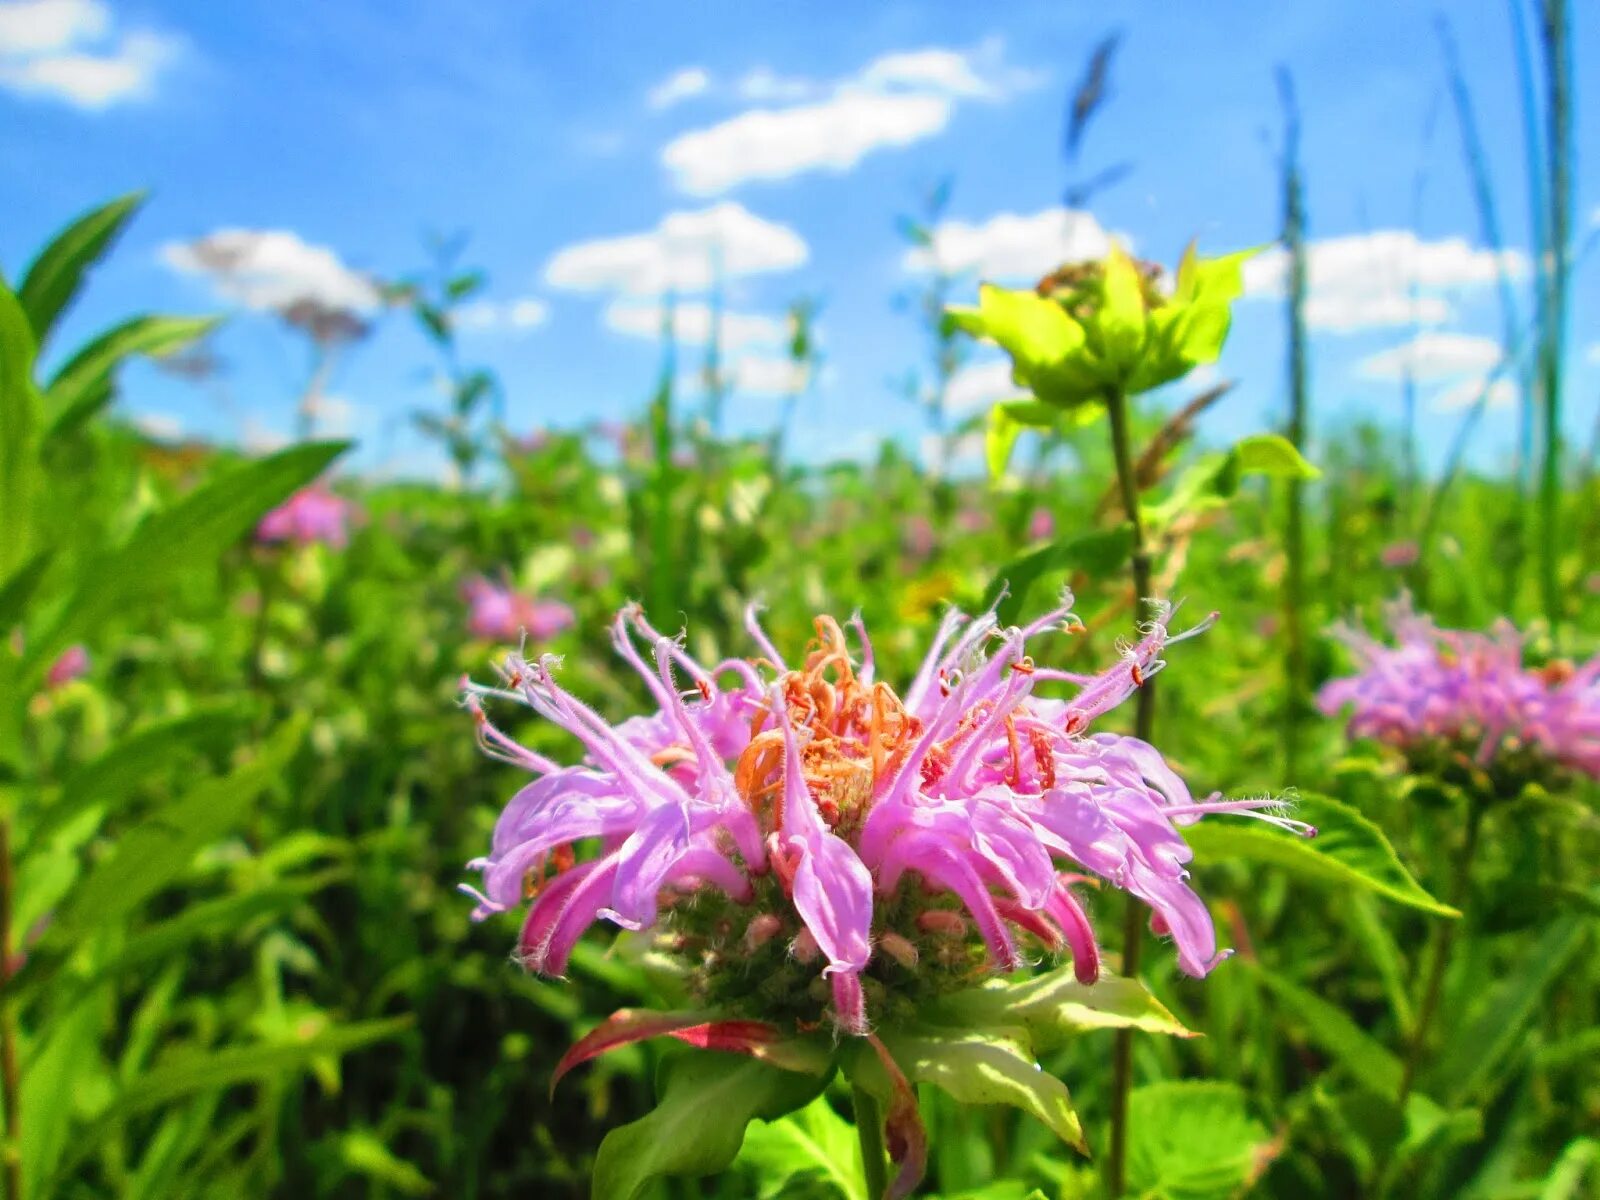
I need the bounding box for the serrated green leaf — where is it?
[24,439,348,679]
[1182,792,1455,916]
[1126,1081,1275,1200]
[927,968,1193,1051]
[736,1093,865,1200]
[17,192,144,345]
[982,525,1134,627]
[1246,963,1404,1096]
[592,1051,830,1200]
[44,314,221,437]
[884,1027,1086,1152]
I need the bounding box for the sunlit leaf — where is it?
[16,192,145,345]
[928,968,1194,1050]
[0,282,42,578]
[736,1093,866,1200]
[44,314,221,438]
[1126,1081,1276,1200]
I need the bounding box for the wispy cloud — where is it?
[944,357,1022,413]
[1356,331,1502,381]
[904,207,1118,282]
[162,229,381,314]
[647,65,710,110]
[603,299,786,350]
[543,202,807,295]
[1245,230,1525,333]
[454,297,550,334]
[0,0,181,109]
[1431,376,1515,413]
[662,39,1038,195]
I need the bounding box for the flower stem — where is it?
[852,1083,888,1200]
[0,817,21,1200]
[1103,381,1154,1199]
[1398,799,1484,1104]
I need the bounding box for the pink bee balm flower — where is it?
[1319,596,1600,783]
[463,599,1307,1035]
[1028,507,1056,541]
[461,576,576,642]
[256,485,352,548]
[45,645,89,689]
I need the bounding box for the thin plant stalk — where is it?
[1399,800,1485,1103]
[1278,68,1311,782]
[0,817,20,1200]
[852,1085,888,1200]
[1103,381,1155,1200]
[1535,0,1571,630]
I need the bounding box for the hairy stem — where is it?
[1103,381,1154,1199]
[852,1084,888,1200]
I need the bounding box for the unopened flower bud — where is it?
[790,928,820,964]
[878,932,919,969]
[745,913,783,951]
[917,910,968,937]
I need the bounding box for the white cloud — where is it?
[665,89,952,195]
[664,40,1033,195]
[241,418,289,455]
[604,300,785,349]
[454,297,550,333]
[647,65,709,110]
[905,207,1117,281]
[1357,332,1503,381]
[0,0,104,54]
[1245,231,1526,333]
[945,358,1022,413]
[0,0,179,109]
[1431,376,1516,413]
[161,229,381,314]
[131,410,183,440]
[728,354,810,396]
[543,202,807,295]
[314,393,369,437]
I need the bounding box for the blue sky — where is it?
[2,0,1595,478]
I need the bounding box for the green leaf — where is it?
[592,1051,830,1200]
[0,282,42,578]
[984,399,1044,478]
[736,1093,866,1200]
[927,968,1194,1052]
[1096,243,1147,369]
[339,1129,434,1196]
[1540,1138,1600,1200]
[44,715,307,940]
[1182,792,1456,916]
[17,192,145,345]
[884,1027,1086,1152]
[24,439,348,679]
[0,549,51,632]
[982,525,1134,627]
[1424,914,1587,1103]
[1246,963,1404,1096]
[1173,245,1257,306]
[445,270,486,301]
[25,709,248,854]
[1126,1081,1275,1200]
[21,983,105,1197]
[44,314,221,437]
[1230,432,1320,480]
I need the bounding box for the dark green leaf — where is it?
[983,525,1134,626]
[0,282,42,578]
[1247,963,1404,1096]
[0,549,51,632]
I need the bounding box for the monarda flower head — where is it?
[461,575,576,643]
[463,598,1308,1035]
[256,484,353,548]
[1320,595,1600,793]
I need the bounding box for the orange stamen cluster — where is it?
[734,616,922,833]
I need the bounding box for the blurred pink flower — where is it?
[462,576,575,643]
[903,515,935,561]
[956,507,987,534]
[45,645,89,689]
[1379,540,1419,569]
[1028,507,1056,541]
[256,485,353,548]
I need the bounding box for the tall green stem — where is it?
[1398,801,1484,1104]
[1103,382,1154,1199]
[0,817,21,1200]
[1536,0,1571,630]
[852,1084,888,1200]
[1278,69,1310,782]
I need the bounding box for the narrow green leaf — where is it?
[982,525,1134,627]
[1424,915,1586,1103]
[24,440,348,678]
[1126,1081,1276,1200]
[20,984,105,1197]
[0,282,42,578]
[1182,793,1457,916]
[1247,963,1404,1096]
[1539,1138,1600,1200]
[592,1051,830,1200]
[45,715,307,939]
[44,314,221,437]
[885,1027,1086,1152]
[17,192,145,344]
